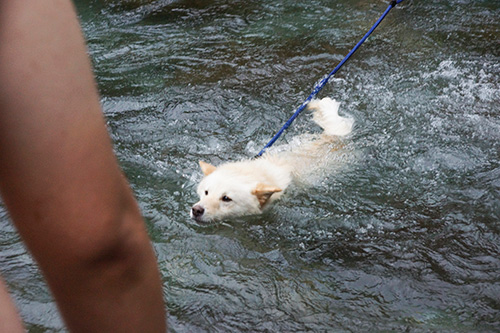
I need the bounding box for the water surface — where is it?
[1,0,499,331]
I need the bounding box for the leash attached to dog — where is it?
[256,0,405,157]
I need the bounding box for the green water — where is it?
[1,0,499,331]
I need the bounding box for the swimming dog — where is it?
[190,97,353,223]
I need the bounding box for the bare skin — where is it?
[0,279,24,332]
[0,0,166,331]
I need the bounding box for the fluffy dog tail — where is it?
[307,98,353,136]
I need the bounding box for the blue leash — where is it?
[256,0,405,157]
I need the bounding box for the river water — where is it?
[1,0,499,331]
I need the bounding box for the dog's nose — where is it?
[191,205,205,217]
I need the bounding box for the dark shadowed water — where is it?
[1,0,499,331]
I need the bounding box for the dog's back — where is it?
[262,98,353,183]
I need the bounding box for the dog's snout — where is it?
[192,205,205,217]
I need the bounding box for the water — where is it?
[1,0,499,331]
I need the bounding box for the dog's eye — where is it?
[205,190,208,195]
[221,195,232,202]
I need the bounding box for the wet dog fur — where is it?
[190,97,353,223]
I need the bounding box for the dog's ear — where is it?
[199,161,217,176]
[252,183,282,207]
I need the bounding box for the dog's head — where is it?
[191,161,281,223]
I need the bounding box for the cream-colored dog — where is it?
[191,97,353,223]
